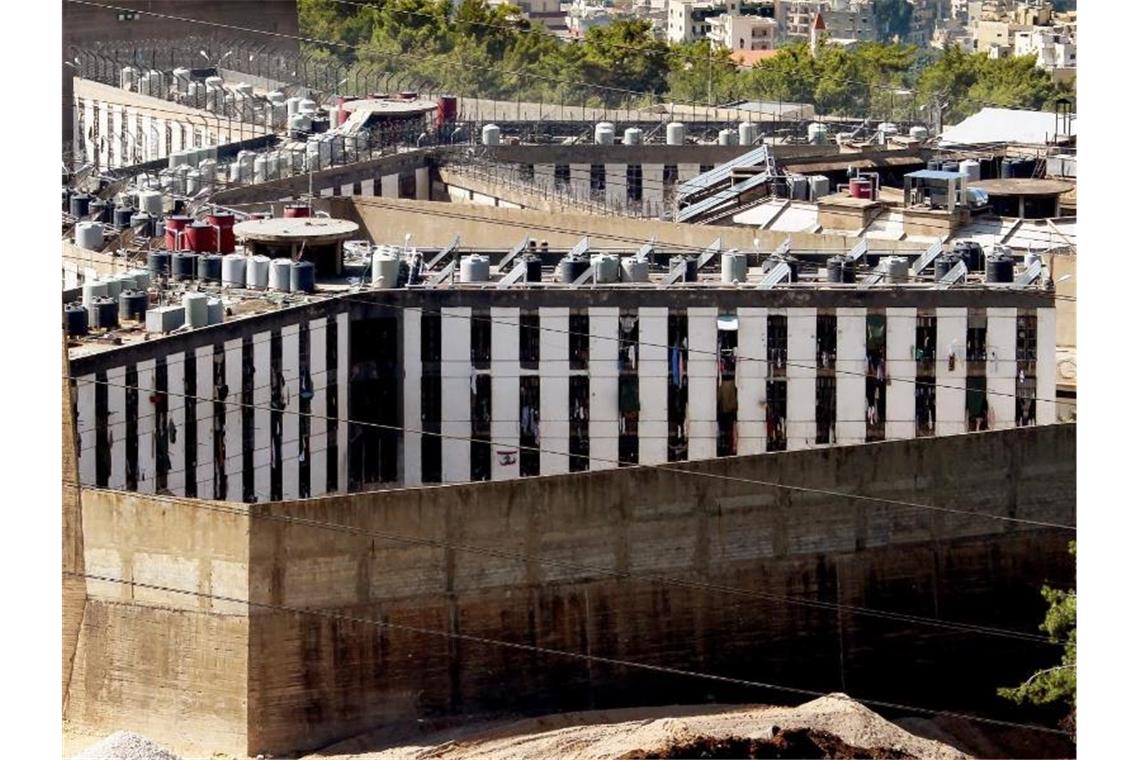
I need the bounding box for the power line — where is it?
[62,479,1061,645]
[69,375,1076,532]
[61,570,1072,737]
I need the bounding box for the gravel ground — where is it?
[309,694,969,760]
[72,731,182,760]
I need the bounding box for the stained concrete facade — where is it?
[63,424,1075,757]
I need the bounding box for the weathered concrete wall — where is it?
[246,425,1075,756]
[64,490,251,757]
[62,337,85,711]
[336,196,929,253]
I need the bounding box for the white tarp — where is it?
[939,107,1077,147]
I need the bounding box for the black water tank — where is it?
[953,241,985,272]
[290,261,316,293]
[62,188,71,212]
[87,297,119,330]
[197,253,223,283]
[764,254,800,282]
[113,206,134,230]
[826,256,855,283]
[522,254,543,283]
[557,254,591,283]
[1000,158,1013,179]
[985,254,1015,283]
[934,253,962,280]
[63,303,88,336]
[69,193,92,218]
[171,251,199,281]
[89,199,110,223]
[668,255,698,282]
[118,290,149,322]
[926,160,941,171]
[148,250,171,278]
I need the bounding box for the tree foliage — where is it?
[999,541,1076,736]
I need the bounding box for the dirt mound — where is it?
[619,725,920,759]
[72,731,182,760]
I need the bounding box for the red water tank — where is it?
[164,215,193,251]
[184,221,216,253]
[284,204,311,219]
[337,95,358,127]
[849,178,873,200]
[436,95,458,130]
[207,212,236,254]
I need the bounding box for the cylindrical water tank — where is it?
[718,129,738,146]
[623,127,643,145]
[164,215,192,251]
[952,240,984,272]
[519,254,543,282]
[666,122,686,146]
[371,248,400,288]
[198,159,217,190]
[826,256,855,284]
[985,253,1015,283]
[253,155,268,184]
[942,161,959,173]
[113,206,133,229]
[81,280,108,306]
[137,190,163,217]
[288,112,311,136]
[557,254,591,284]
[183,293,209,328]
[481,124,501,146]
[849,178,873,199]
[208,212,236,253]
[594,123,615,145]
[669,255,698,283]
[298,98,317,113]
[269,258,292,291]
[171,252,198,281]
[75,221,103,250]
[118,290,148,322]
[284,204,311,218]
[128,269,150,290]
[286,96,301,117]
[221,254,246,287]
[246,255,270,289]
[621,257,650,283]
[101,276,122,299]
[291,261,316,293]
[172,67,191,93]
[934,254,962,280]
[959,159,981,183]
[459,254,491,283]
[592,254,619,283]
[909,126,929,141]
[87,297,119,330]
[739,122,758,146]
[807,122,829,144]
[120,66,139,91]
[185,169,201,196]
[69,193,91,218]
[884,256,909,283]
[147,251,170,279]
[721,252,748,284]
[64,303,88,336]
[89,199,111,223]
[207,298,224,325]
[197,253,223,282]
[130,212,154,238]
[186,221,217,254]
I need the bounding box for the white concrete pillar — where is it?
[252,333,271,500]
[605,163,625,208]
[166,358,185,496]
[361,178,375,196]
[643,163,665,217]
[835,307,867,445]
[987,307,1018,429]
[107,366,126,490]
[224,339,243,500]
[639,307,669,465]
[402,309,422,487]
[678,162,701,184]
[112,107,124,168]
[195,347,215,497]
[380,174,399,198]
[935,308,968,437]
[75,375,97,487]
[570,163,590,199]
[588,307,619,470]
[491,307,521,481]
[687,307,719,461]
[1037,307,1057,424]
[737,307,767,455]
[136,360,157,493]
[885,308,917,441]
[415,166,430,200]
[441,307,471,483]
[540,307,570,475]
[281,325,300,500]
[786,308,817,450]
[309,318,328,497]
[339,183,354,197]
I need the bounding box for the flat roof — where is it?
[968,178,1072,196]
[905,169,966,181]
[233,218,359,242]
[341,98,438,116]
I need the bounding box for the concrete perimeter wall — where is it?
[247,425,1075,756]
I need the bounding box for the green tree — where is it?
[1000,541,1076,737]
[666,40,742,106]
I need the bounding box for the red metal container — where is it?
[849,178,873,200]
[337,95,358,127]
[436,95,457,130]
[184,221,216,253]
[207,212,236,254]
[284,204,311,219]
[164,215,193,251]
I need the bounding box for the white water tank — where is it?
[460,254,491,283]
[120,66,139,91]
[137,190,163,216]
[721,251,748,284]
[183,292,209,328]
[198,159,217,190]
[482,124,501,146]
[909,125,929,141]
[878,122,899,138]
[269,259,292,291]
[808,122,829,144]
[371,248,400,288]
[253,155,268,184]
[621,256,650,282]
[666,122,686,145]
[718,129,737,146]
[172,67,191,94]
[885,256,910,283]
[128,269,150,290]
[185,169,201,195]
[246,255,270,289]
[228,162,243,184]
[959,159,981,183]
[592,254,619,283]
[623,127,643,145]
[267,91,285,104]
[82,280,108,306]
[594,122,615,145]
[271,102,288,129]
[187,81,205,108]
[207,297,225,325]
[222,254,246,287]
[289,113,312,134]
[75,221,103,250]
[298,98,317,114]
[739,122,758,146]
[286,96,301,117]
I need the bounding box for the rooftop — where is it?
[939,107,1077,147]
[233,217,360,242]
